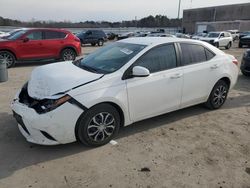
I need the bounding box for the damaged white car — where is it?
[11,37,239,146]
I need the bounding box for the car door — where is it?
[219,32,227,46]
[84,31,93,44]
[42,30,67,58]
[16,30,44,59]
[179,43,221,108]
[125,44,183,122]
[225,32,232,44]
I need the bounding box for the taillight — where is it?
[232,59,238,66]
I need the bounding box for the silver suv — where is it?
[201,31,233,49]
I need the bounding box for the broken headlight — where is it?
[40,95,71,113]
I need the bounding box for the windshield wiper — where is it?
[72,59,100,73]
[80,64,100,73]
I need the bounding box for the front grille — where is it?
[19,84,56,114]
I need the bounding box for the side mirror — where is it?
[23,38,29,43]
[132,66,150,77]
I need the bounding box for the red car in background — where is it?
[0,28,81,68]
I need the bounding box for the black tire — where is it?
[77,104,121,147]
[242,70,250,77]
[97,39,104,46]
[225,42,231,49]
[205,80,229,110]
[61,48,76,61]
[239,43,243,48]
[215,42,219,48]
[0,51,16,68]
[91,43,96,46]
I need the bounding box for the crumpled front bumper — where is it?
[11,93,83,145]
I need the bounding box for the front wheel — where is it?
[61,48,76,61]
[225,42,232,49]
[77,104,120,147]
[0,51,16,68]
[205,80,229,109]
[214,42,219,48]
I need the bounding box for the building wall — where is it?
[182,3,250,33]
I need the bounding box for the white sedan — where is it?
[11,37,239,146]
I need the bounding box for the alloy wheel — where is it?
[87,112,116,142]
[98,40,104,46]
[62,49,75,61]
[0,52,15,68]
[213,85,227,107]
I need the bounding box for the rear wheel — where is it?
[205,80,229,109]
[0,51,16,68]
[97,39,104,46]
[61,48,76,61]
[77,104,120,147]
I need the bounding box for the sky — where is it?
[0,0,249,22]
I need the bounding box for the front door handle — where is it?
[170,73,183,79]
[211,64,219,69]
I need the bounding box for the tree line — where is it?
[0,15,182,28]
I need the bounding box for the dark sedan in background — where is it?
[239,35,250,48]
[76,30,107,46]
[241,49,250,77]
[239,31,250,39]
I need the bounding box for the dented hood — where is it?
[28,61,103,99]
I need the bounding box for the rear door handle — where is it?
[170,73,183,79]
[211,64,219,69]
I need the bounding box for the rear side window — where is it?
[26,31,43,40]
[135,44,177,73]
[180,43,207,65]
[44,31,67,39]
[205,48,215,60]
[225,32,230,37]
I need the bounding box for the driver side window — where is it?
[220,33,225,38]
[135,44,177,73]
[26,31,43,40]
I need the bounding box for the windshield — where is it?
[242,32,250,35]
[207,33,220,38]
[73,42,146,74]
[7,30,26,40]
[76,32,85,36]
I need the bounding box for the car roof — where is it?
[119,37,196,46]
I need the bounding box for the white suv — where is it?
[228,30,239,41]
[11,38,239,146]
[201,31,233,49]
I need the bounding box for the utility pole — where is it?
[178,0,182,19]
